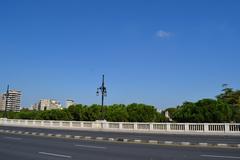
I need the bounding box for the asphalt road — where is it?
[0,132,239,160]
[1,126,240,145]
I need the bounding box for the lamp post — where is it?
[96,75,107,119]
[3,85,9,118]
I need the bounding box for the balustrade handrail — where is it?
[0,118,240,134]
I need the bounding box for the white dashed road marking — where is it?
[3,137,22,140]
[75,144,106,149]
[201,155,240,159]
[38,152,72,158]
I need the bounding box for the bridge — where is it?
[1,118,240,159]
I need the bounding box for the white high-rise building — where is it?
[0,94,6,111]
[5,90,21,112]
[66,99,75,108]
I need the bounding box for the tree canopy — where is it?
[0,103,167,122]
[1,85,239,123]
[172,86,240,122]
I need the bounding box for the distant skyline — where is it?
[1,0,240,109]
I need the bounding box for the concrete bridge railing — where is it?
[0,118,240,135]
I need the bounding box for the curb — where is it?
[0,129,239,149]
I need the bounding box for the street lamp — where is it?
[96,75,107,119]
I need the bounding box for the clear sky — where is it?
[0,0,240,109]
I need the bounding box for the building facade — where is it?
[0,94,6,111]
[5,90,21,112]
[66,99,75,108]
[32,99,62,111]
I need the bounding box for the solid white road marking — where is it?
[148,140,158,144]
[199,143,208,146]
[38,152,72,158]
[75,144,106,149]
[164,141,173,144]
[217,144,228,147]
[181,142,190,145]
[134,140,142,143]
[201,155,240,159]
[3,137,22,140]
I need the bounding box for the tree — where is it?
[105,104,129,122]
[126,103,157,122]
[216,85,240,107]
[155,112,167,122]
[87,104,103,121]
[172,99,233,123]
[68,104,88,121]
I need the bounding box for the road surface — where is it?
[1,126,240,145]
[0,132,239,160]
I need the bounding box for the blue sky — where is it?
[0,0,240,108]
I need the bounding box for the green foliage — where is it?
[86,104,104,121]
[232,107,240,122]
[105,104,129,122]
[3,104,166,122]
[4,85,239,123]
[216,86,240,122]
[4,109,72,121]
[36,109,72,121]
[216,87,240,107]
[68,104,88,121]
[165,108,177,117]
[126,103,158,122]
[172,99,234,123]
[169,86,240,123]
[67,103,164,122]
[15,110,38,119]
[0,112,4,118]
[155,112,168,122]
